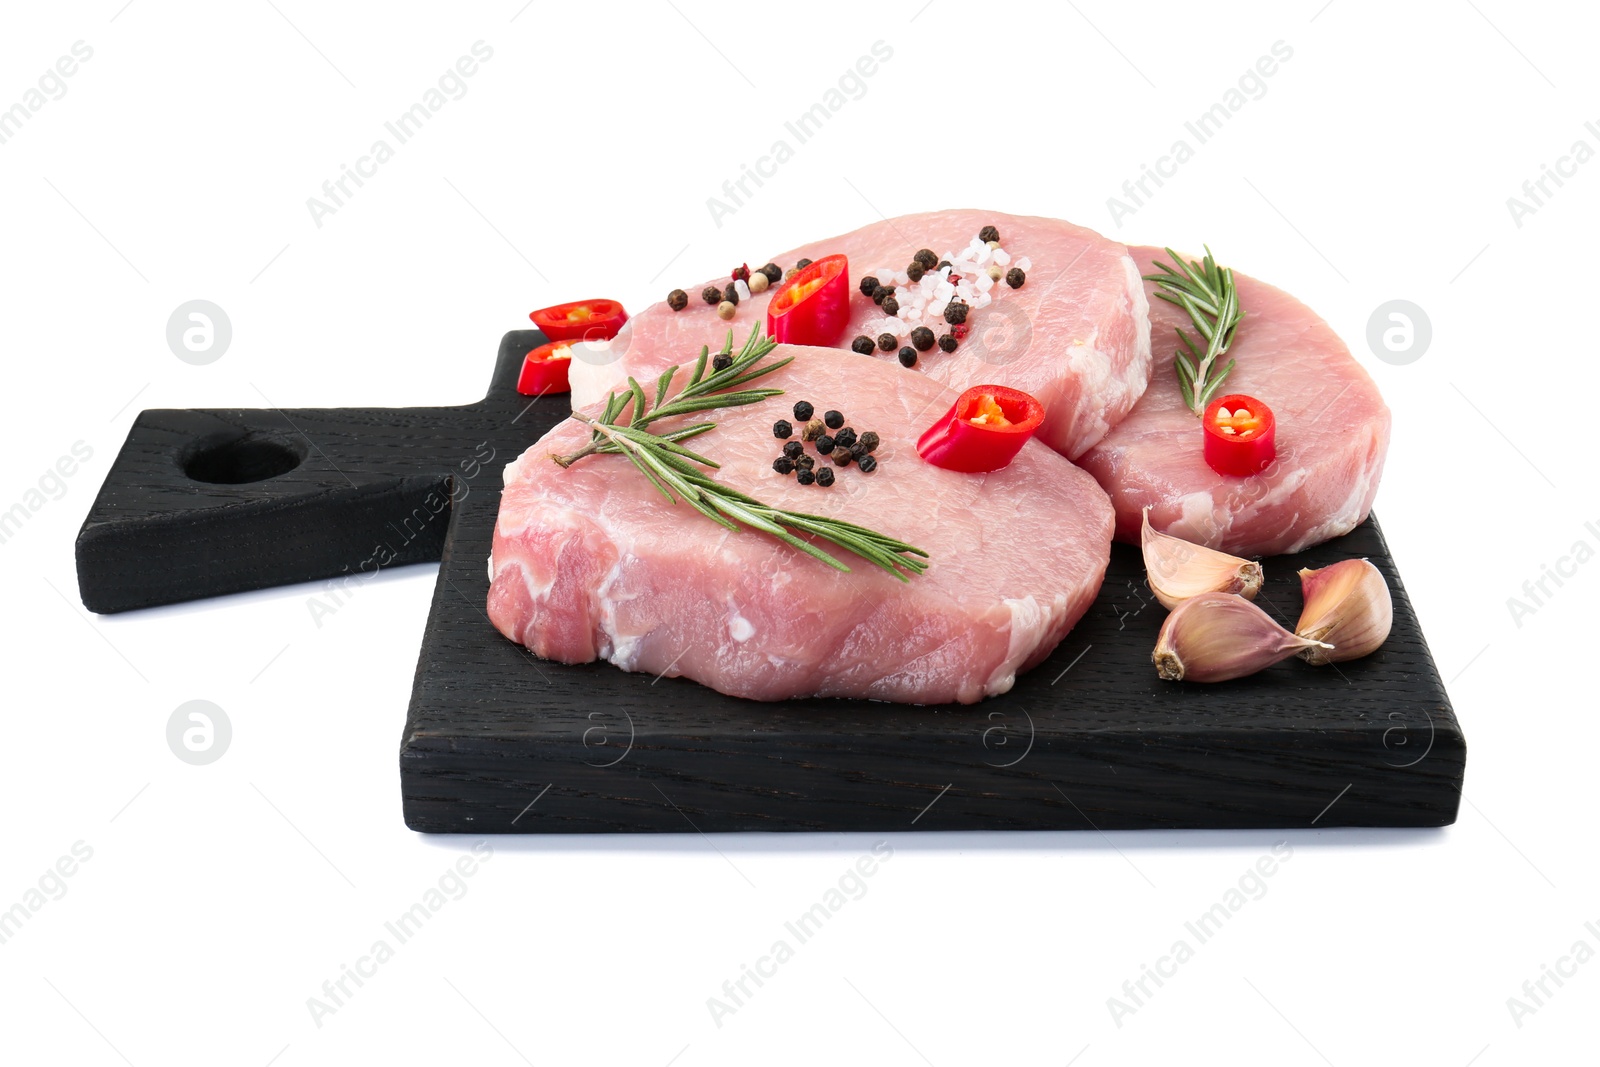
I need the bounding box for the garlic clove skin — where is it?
[1141,509,1264,610]
[1295,558,1393,665]
[1153,592,1330,683]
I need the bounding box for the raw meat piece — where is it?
[1077,247,1390,557]
[490,345,1113,704]
[569,210,1151,459]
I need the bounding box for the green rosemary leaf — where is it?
[1147,246,1246,416]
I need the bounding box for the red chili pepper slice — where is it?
[916,385,1045,473]
[1202,393,1276,476]
[765,254,850,347]
[516,339,575,395]
[529,298,628,342]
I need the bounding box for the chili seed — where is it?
[851,335,874,355]
[979,224,1000,243]
[667,289,688,312]
[723,283,739,305]
[860,275,880,297]
[824,409,844,429]
[748,271,770,294]
[783,440,804,459]
[857,454,878,474]
[815,434,835,454]
[834,427,857,449]
[906,262,925,283]
[881,296,900,317]
[793,400,814,421]
[701,286,722,306]
[774,420,794,440]
[712,351,734,370]
[815,467,835,487]
[913,248,937,270]
[802,417,825,441]
[773,456,794,475]
[938,333,958,353]
[1006,267,1026,289]
[760,262,782,283]
[796,468,816,486]
[717,301,737,321]
[796,258,813,269]
[858,431,880,453]
[910,326,935,352]
[898,347,917,368]
[876,333,897,353]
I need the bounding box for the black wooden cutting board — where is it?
[76,331,1464,833]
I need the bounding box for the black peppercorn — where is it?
[873,287,889,305]
[1006,267,1026,289]
[701,285,722,306]
[910,326,935,352]
[881,296,899,317]
[906,262,925,283]
[796,258,813,269]
[849,442,868,461]
[796,453,815,471]
[938,333,958,353]
[796,468,816,486]
[815,434,835,455]
[773,456,794,475]
[857,454,878,474]
[979,224,1000,243]
[858,431,880,453]
[832,449,853,466]
[793,400,814,421]
[943,301,969,325]
[712,353,734,371]
[667,289,688,312]
[937,259,951,271]
[834,427,857,449]
[860,276,880,296]
[723,283,739,306]
[898,346,917,368]
[774,420,793,439]
[876,333,896,353]
[823,409,844,429]
[782,440,803,459]
[760,262,782,283]
[913,248,937,270]
[850,335,874,355]
[815,467,835,487]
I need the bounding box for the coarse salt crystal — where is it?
[735,279,751,301]
[992,249,1011,266]
[1015,256,1031,271]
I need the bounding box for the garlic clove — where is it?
[1294,558,1393,665]
[1152,592,1330,683]
[1141,509,1264,610]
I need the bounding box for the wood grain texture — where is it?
[76,331,1465,833]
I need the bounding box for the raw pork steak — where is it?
[569,210,1151,459]
[1077,247,1390,558]
[490,345,1114,704]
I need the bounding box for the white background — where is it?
[1,1,1594,1064]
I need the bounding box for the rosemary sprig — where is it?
[1144,246,1246,415]
[551,326,930,581]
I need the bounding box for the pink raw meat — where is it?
[490,345,1113,704]
[570,209,1151,459]
[1077,247,1390,557]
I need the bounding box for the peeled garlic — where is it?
[1153,592,1330,683]
[1294,558,1392,665]
[1141,509,1264,610]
